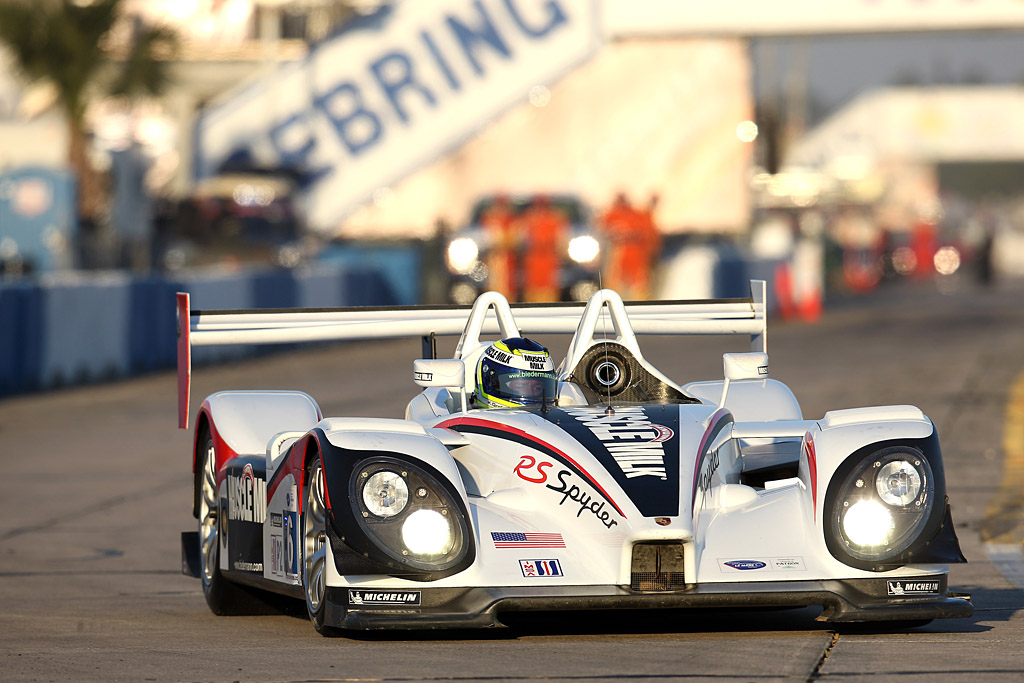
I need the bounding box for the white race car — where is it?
[177,281,970,635]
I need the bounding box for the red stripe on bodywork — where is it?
[804,431,817,521]
[177,292,191,430]
[436,416,626,518]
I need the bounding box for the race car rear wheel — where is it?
[303,455,339,635]
[198,429,254,615]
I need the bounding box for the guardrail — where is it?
[0,264,398,396]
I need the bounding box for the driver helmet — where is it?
[475,337,557,408]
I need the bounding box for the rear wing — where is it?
[177,281,767,428]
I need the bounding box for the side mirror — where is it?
[413,358,466,388]
[719,352,769,408]
[414,359,468,413]
[723,352,769,381]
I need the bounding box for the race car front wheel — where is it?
[303,455,339,635]
[198,429,256,615]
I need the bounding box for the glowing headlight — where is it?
[568,235,600,263]
[842,500,894,547]
[826,446,937,568]
[362,471,409,518]
[401,509,454,557]
[447,238,479,274]
[876,460,922,506]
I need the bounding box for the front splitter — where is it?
[322,577,972,630]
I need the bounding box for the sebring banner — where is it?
[195,0,600,232]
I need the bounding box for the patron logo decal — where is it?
[348,590,421,606]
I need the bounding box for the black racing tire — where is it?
[197,428,259,615]
[303,455,341,636]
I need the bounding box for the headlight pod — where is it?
[348,458,470,574]
[826,446,937,569]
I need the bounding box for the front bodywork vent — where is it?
[630,542,686,592]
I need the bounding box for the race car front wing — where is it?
[323,576,972,630]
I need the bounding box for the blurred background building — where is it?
[2,0,1024,298]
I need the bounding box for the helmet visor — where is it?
[494,370,557,405]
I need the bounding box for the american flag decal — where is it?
[491,532,565,548]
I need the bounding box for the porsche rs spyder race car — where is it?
[177,281,970,635]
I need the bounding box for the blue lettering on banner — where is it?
[314,82,383,156]
[420,30,461,91]
[504,0,567,38]
[370,51,438,124]
[447,0,513,77]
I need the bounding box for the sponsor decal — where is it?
[695,446,721,504]
[271,534,285,574]
[758,364,769,376]
[348,589,421,606]
[561,406,672,479]
[437,416,627,517]
[520,559,563,577]
[771,557,805,571]
[491,532,565,548]
[515,455,620,529]
[691,409,733,517]
[270,512,283,527]
[719,557,806,572]
[723,560,766,571]
[887,580,940,597]
[414,371,433,382]
[543,407,681,517]
[485,346,513,364]
[228,463,267,524]
[233,561,263,572]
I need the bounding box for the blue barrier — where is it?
[0,282,45,394]
[0,264,401,397]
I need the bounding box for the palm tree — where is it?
[0,0,177,223]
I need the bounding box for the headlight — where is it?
[362,470,409,518]
[447,238,479,274]
[826,446,935,568]
[568,235,600,263]
[875,460,922,506]
[344,457,472,576]
[401,509,454,557]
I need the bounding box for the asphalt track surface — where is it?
[2,278,1023,682]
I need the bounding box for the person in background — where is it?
[479,195,518,300]
[631,193,662,299]
[520,195,566,302]
[601,192,660,299]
